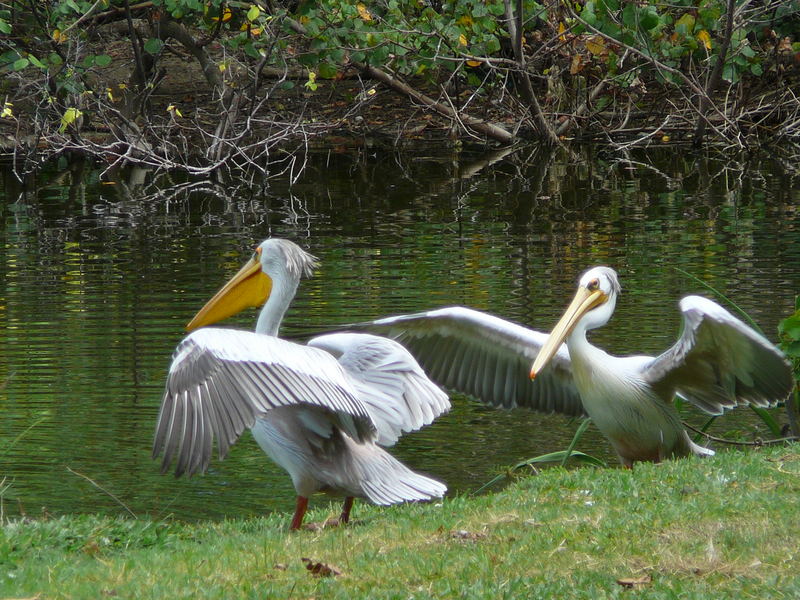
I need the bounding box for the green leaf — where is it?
[317,62,338,79]
[484,36,500,54]
[641,7,661,31]
[28,54,46,69]
[328,47,345,63]
[786,340,800,358]
[143,38,164,55]
[478,15,496,33]
[368,45,390,66]
[749,405,782,437]
[487,2,504,15]
[13,58,29,71]
[472,449,605,494]
[310,37,329,51]
[698,7,721,27]
[606,50,619,73]
[722,63,735,83]
[246,4,260,21]
[59,107,83,132]
[621,3,636,28]
[0,20,11,34]
[0,50,16,65]
[94,54,112,67]
[560,418,593,467]
[296,53,318,67]
[595,95,611,111]
[243,41,261,59]
[779,313,800,340]
[599,20,621,39]
[675,13,696,36]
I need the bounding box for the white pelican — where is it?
[336,266,792,467]
[153,238,449,529]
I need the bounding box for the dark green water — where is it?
[1,145,798,521]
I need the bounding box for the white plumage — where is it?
[337,266,792,467]
[153,238,449,529]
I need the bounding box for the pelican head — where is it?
[530,266,620,379]
[186,238,318,332]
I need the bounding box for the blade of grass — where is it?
[472,448,605,495]
[66,466,137,518]
[0,416,47,458]
[749,405,782,437]
[690,415,717,444]
[0,371,13,392]
[561,418,592,466]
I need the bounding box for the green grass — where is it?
[2,445,799,599]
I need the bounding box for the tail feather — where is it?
[690,440,715,458]
[353,444,446,506]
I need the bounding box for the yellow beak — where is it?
[530,285,607,379]
[186,250,272,332]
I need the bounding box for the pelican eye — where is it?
[587,278,599,291]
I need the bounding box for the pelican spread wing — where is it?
[346,306,584,417]
[153,327,376,477]
[308,332,451,446]
[529,266,792,466]
[153,238,449,529]
[336,268,791,469]
[642,295,793,415]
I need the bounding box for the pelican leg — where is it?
[290,496,309,530]
[340,496,355,524]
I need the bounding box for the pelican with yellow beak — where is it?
[336,266,792,467]
[153,238,449,529]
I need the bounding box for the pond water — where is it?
[1,145,798,522]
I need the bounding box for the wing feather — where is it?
[333,306,584,417]
[308,332,451,447]
[153,328,376,477]
[642,295,792,414]
[203,378,232,459]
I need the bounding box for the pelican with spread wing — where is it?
[339,266,792,467]
[153,238,449,529]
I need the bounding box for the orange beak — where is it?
[185,248,272,331]
[530,285,606,379]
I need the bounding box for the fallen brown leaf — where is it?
[570,53,584,75]
[450,529,487,541]
[616,574,652,588]
[301,557,342,578]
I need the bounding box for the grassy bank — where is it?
[2,445,798,599]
